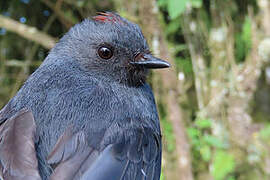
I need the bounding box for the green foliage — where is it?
[242,17,252,44]
[160,171,164,180]
[188,117,235,179]
[161,117,176,152]
[227,176,236,180]
[200,145,211,161]
[203,135,227,149]
[188,126,227,153]
[259,124,270,140]
[175,58,193,75]
[188,118,220,162]
[212,150,235,180]
[235,16,252,62]
[195,118,212,129]
[168,0,188,19]
[187,127,200,146]
[190,0,202,8]
[165,19,181,35]
[157,0,167,8]
[158,0,202,19]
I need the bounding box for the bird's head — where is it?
[50,12,170,86]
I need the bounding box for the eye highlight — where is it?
[98,46,113,59]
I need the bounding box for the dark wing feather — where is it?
[127,129,161,180]
[0,108,41,180]
[76,144,129,180]
[48,128,94,180]
[99,124,162,180]
[48,127,129,180]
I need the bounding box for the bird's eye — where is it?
[98,46,113,60]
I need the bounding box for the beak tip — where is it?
[157,63,170,69]
[164,62,171,68]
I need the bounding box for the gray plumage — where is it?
[0,12,169,180]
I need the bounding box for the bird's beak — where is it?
[130,54,170,69]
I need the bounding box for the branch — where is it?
[41,0,75,29]
[0,15,56,49]
[4,60,42,67]
[182,12,208,110]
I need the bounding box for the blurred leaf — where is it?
[76,1,84,7]
[195,118,212,129]
[190,0,202,8]
[227,176,236,180]
[187,127,199,137]
[187,127,201,146]
[259,125,270,140]
[187,127,199,138]
[175,58,193,74]
[242,17,252,47]
[235,34,245,61]
[174,44,188,52]
[168,0,188,19]
[160,171,164,180]
[200,145,211,161]
[212,150,235,180]
[235,16,252,62]
[203,135,226,148]
[166,19,181,35]
[157,0,167,8]
[161,118,176,152]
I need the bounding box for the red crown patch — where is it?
[93,12,123,23]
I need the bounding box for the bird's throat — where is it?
[126,68,148,87]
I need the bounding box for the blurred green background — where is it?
[1,0,270,179]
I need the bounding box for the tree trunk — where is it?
[138,1,194,180]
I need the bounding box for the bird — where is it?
[0,12,170,180]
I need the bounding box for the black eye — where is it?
[98,46,113,59]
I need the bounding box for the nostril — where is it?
[134,52,146,62]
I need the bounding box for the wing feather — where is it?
[0,109,41,180]
[48,127,130,180]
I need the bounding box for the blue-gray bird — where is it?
[0,12,170,180]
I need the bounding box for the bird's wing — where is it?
[0,109,159,180]
[48,127,129,180]
[116,127,162,180]
[48,126,162,180]
[0,108,145,180]
[0,105,161,180]
[0,108,41,180]
[87,122,162,180]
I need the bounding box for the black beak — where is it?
[130,54,170,69]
